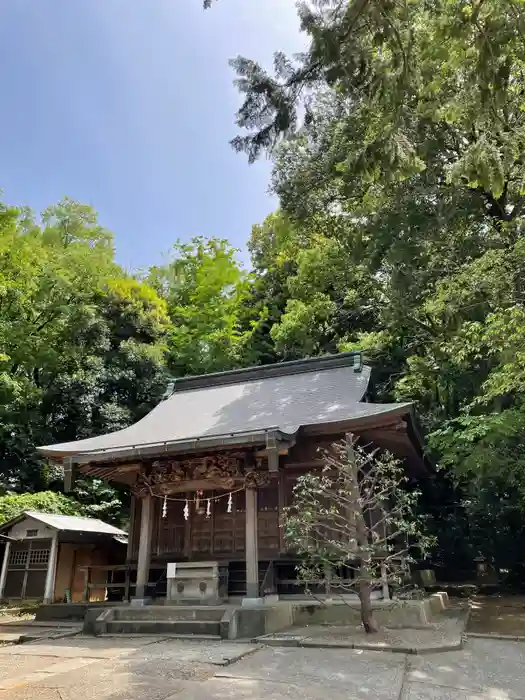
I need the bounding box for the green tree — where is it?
[0,198,169,526]
[0,491,82,526]
[216,0,525,575]
[148,237,256,376]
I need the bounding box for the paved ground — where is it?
[468,595,525,637]
[0,635,524,699]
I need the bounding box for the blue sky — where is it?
[0,0,304,270]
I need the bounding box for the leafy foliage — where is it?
[284,437,433,630]
[212,0,525,577]
[3,0,525,574]
[148,237,256,376]
[0,491,82,526]
[0,198,169,524]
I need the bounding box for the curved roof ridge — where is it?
[169,351,363,393]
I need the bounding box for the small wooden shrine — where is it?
[38,352,426,602]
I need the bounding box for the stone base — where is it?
[130,597,152,607]
[166,561,227,605]
[291,596,447,629]
[241,597,264,608]
[241,594,279,608]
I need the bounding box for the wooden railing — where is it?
[78,564,135,602]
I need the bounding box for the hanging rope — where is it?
[153,485,245,503]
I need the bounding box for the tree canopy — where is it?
[213,0,525,579]
[2,0,525,577]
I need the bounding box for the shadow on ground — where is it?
[468,595,525,636]
[2,633,525,698]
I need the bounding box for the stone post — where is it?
[243,486,261,605]
[135,494,153,602]
[43,533,59,604]
[0,540,11,601]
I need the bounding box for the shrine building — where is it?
[37,351,425,605]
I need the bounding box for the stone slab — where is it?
[0,670,192,700]
[5,629,525,700]
[0,634,161,658]
[0,624,71,643]
[0,689,63,700]
[0,642,260,700]
[0,656,63,684]
[125,640,260,669]
[403,680,487,699]
[0,658,99,692]
[164,675,400,700]
[407,638,525,698]
[215,645,405,690]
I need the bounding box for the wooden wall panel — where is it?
[157,497,185,556]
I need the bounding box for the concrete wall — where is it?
[292,600,433,628]
[226,603,294,639]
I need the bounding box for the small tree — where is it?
[284,434,433,633]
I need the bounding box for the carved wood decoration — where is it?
[132,452,270,496]
[244,470,270,489]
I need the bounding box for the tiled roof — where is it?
[38,353,412,461]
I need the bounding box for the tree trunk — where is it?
[345,433,380,634]
[358,576,379,633]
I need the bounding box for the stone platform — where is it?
[77,594,452,644]
[256,608,467,654]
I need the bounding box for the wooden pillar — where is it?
[126,496,136,563]
[0,540,11,601]
[83,567,91,602]
[135,494,153,600]
[43,534,59,604]
[278,471,285,553]
[124,566,131,602]
[244,487,259,601]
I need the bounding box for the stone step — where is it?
[101,633,221,641]
[105,619,222,636]
[114,606,225,622]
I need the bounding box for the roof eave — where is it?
[302,404,413,436]
[44,428,295,466]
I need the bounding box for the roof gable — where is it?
[0,511,126,537]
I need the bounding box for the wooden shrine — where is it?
[38,352,426,602]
